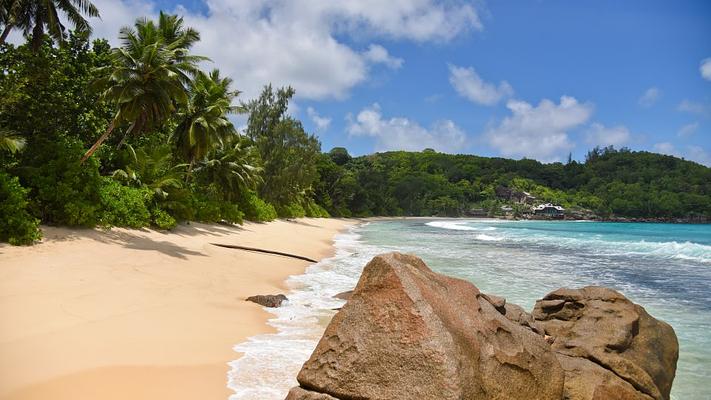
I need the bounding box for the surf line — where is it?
[210,243,318,263]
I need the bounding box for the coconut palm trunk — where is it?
[0,25,12,44]
[81,120,115,162]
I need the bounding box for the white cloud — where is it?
[585,123,631,147]
[484,96,594,162]
[638,87,660,107]
[306,107,332,131]
[448,64,513,106]
[678,100,711,117]
[347,103,467,153]
[80,0,481,101]
[677,122,699,138]
[653,142,711,166]
[701,58,711,81]
[363,44,403,69]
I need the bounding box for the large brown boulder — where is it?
[532,287,679,400]
[288,252,564,400]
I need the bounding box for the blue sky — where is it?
[87,0,711,164]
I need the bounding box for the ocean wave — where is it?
[475,234,503,241]
[228,227,377,400]
[505,233,711,264]
[426,220,497,231]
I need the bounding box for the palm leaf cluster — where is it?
[82,12,208,161]
[174,69,240,169]
[0,0,99,48]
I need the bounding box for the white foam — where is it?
[475,234,503,241]
[227,226,379,400]
[426,220,498,231]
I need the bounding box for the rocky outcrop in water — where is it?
[290,252,564,400]
[532,287,678,400]
[245,294,288,308]
[286,253,678,400]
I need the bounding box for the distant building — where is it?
[532,203,565,219]
[500,205,513,213]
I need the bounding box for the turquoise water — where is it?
[230,220,711,399]
[359,219,711,400]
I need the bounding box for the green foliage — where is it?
[194,134,261,201]
[97,178,152,228]
[151,207,177,230]
[83,12,208,161]
[0,0,100,49]
[246,85,321,207]
[238,191,277,222]
[304,200,330,218]
[0,33,113,145]
[317,148,711,219]
[192,185,244,224]
[173,69,240,168]
[276,202,306,218]
[18,138,103,226]
[0,172,41,245]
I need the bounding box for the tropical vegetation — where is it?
[1,3,710,245]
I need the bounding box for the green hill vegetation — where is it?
[314,147,711,219]
[1,6,710,245]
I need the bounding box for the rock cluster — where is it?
[286,252,678,400]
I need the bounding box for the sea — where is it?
[228,219,711,400]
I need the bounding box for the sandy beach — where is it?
[0,218,353,400]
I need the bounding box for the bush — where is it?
[97,178,152,228]
[19,138,102,226]
[151,207,177,230]
[304,200,330,218]
[193,185,244,224]
[239,191,277,222]
[276,202,306,218]
[0,172,42,245]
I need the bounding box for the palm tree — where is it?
[112,144,186,200]
[81,12,206,162]
[173,69,240,176]
[0,128,26,153]
[194,135,262,201]
[0,0,100,49]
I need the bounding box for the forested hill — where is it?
[314,147,711,220]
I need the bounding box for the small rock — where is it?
[245,294,288,308]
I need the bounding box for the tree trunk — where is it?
[0,24,13,44]
[81,120,115,163]
[185,160,195,183]
[115,122,136,149]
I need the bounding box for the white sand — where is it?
[0,218,354,400]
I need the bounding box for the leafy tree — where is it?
[173,69,240,174]
[245,85,321,209]
[194,134,261,202]
[0,0,100,49]
[82,12,207,162]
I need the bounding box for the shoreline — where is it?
[0,218,355,400]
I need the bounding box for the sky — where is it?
[40,0,711,164]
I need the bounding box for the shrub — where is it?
[0,172,42,245]
[193,185,244,224]
[19,138,102,226]
[97,178,152,228]
[276,202,306,218]
[304,200,330,218]
[239,191,277,222]
[151,207,177,230]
